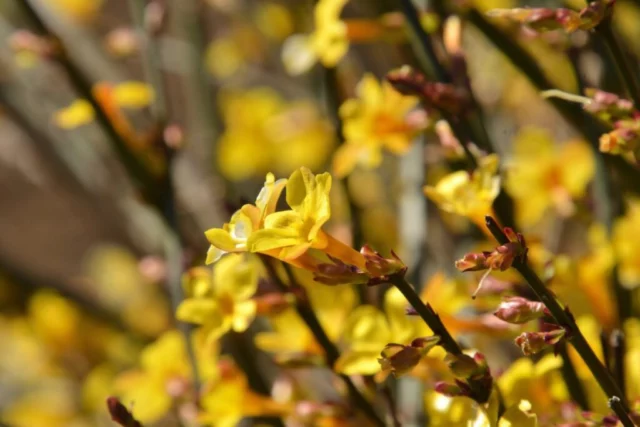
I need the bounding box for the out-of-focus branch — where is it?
[16,0,158,195]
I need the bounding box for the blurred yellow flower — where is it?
[205,172,287,263]
[44,0,103,22]
[115,329,218,424]
[256,272,356,362]
[281,0,348,74]
[425,154,501,224]
[200,358,290,426]
[613,199,640,288]
[54,81,154,130]
[216,88,335,181]
[333,74,423,178]
[504,128,594,227]
[498,354,567,418]
[176,255,260,343]
[335,288,424,376]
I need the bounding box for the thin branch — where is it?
[16,0,158,194]
[388,273,492,403]
[597,19,640,107]
[261,258,386,427]
[485,216,632,423]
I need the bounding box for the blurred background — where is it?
[2,0,640,425]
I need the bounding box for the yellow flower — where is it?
[115,329,218,424]
[281,0,349,74]
[54,81,154,130]
[497,354,567,418]
[205,172,287,263]
[200,358,290,426]
[613,199,640,288]
[44,0,103,22]
[424,154,501,224]
[248,167,332,260]
[332,74,422,178]
[504,127,594,227]
[176,255,260,343]
[334,287,424,376]
[255,270,356,362]
[216,88,335,181]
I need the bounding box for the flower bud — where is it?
[106,397,143,427]
[434,381,469,398]
[254,292,295,315]
[445,353,480,378]
[361,245,407,280]
[455,253,489,272]
[378,336,440,377]
[386,66,471,115]
[515,329,566,356]
[494,296,549,324]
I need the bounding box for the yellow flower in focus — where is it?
[333,74,422,178]
[44,0,103,22]
[115,329,218,424]
[424,154,501,224]
[613,199,640,288]
[205,172,287,263]
[504,128,594,227]
[281,0,348,74]
[176,255,260,343]
[248,167,332,261]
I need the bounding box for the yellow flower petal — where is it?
[176,299,220,325]
[212,254,259,301]
[54,99,95,129]
[334,349,382,375]
[113,81,155,109]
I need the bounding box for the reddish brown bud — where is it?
[361,245,407,281]
[254,292,295,315]
[104,28,139,58]
[434,381,468,397]
[455,252,490,272]
[106,397,143,427]
[378,336,439,377]
[445,353,480,378]
[494,296,549,324]
[386,66,471,115]
[515,329,566,356]
[9,30,59,58]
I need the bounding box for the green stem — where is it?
[262,259,386,427]
[485,216,632,424]
[388,274,492,403]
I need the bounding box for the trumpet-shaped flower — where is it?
[332,74,424,178]
[281,0,349,74]
[504,127,594,227]
[205,172,287,264]
[424,154,501,224]
[176,255,260,343]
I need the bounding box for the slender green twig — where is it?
[17,0,157,194]
[261,258,386,427]
[485,216,632,424]
[388,274,492,403]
